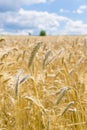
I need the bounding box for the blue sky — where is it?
[0,0,87,35]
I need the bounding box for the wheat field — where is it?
[0,35,87,130]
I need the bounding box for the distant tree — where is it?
[28,32,31,36]
[39,30,47,36]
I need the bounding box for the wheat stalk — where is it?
[15,75,19,97]
[56,87,70,105]
[19,75,30,84]
[45,48,64,66]
[43,50,51,69]
[61,101,75,115]
[15,69,23,97]
[24,96,47,113]
[47,117,50,130]
[28,42,42,68]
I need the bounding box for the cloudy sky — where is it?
[0,0,87,35]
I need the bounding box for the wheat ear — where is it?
[28,42,42,68]
[56,87,69,105]
[43,50,51,69]
[61,101,75,115]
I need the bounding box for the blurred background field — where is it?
[0,35,87,130]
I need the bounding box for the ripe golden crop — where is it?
[0,35,87,130]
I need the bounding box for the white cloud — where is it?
[0,28,4,33]
[21,0,55,5]
[0,8,87,35]
[20,0,46,5]
[0,0,54,12]
[0,0,19,11]
[76,5,87,14]
[59,8,69,13]
[63,20,87,34]
[0,9,68,35]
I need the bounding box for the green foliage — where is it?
[39,30,47,36]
